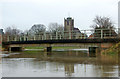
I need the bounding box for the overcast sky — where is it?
[0,0,119,31]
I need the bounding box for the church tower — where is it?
[64,17,74,32]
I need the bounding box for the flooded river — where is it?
[2,49,118,77]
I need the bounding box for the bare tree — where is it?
[3,26,22,41]
[29,24,46,35]
[90,16,117,38]
[91,16,114,29]
[47,23,64,39]
[48,23,64,33]
[5,26,21,36]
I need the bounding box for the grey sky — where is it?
[0,0,119,31]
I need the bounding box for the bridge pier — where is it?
[88,47,100,57]
[89,47,99,54]
[8,47,23,52]
[44,47,52,52]
[9,47,11,52]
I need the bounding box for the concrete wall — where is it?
[7,43,99,49]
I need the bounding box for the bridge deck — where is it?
[3,38,120,45]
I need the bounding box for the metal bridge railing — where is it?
[2,28,120,42]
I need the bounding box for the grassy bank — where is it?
[24,47,44,49]
[102,42,120,55]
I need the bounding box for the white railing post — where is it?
[7,36,10,42]
[14,36,17,41]
[69,31,71,39]
[101,29,103,39]
[50,33,52,40]
[44,32,46,40]
[63,32,64,39]
[20,37,21,41]
[91,30,94,39]
[56,32,58,39]
[64,31,66,39]
[60,34,61,39]
[42,36,43,40]
[34,35,35,40]
[39,34,40,40]
[84,30,86,39]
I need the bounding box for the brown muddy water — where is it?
[2,49,118,77]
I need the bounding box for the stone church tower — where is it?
[64,17,82,39]
[64,17,74,32]
[64,17,74,39]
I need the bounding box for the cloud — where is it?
[1,0,119,30]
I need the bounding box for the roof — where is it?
[74,28,81,33]
[67,17,72,19]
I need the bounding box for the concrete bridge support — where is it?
[44,47,52,55]
[9,47,23,52]
[89,47,99,54]
[44,47,52,52]
[88,47,100,57]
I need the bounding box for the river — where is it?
[2,49,118,77]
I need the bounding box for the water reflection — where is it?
[64,63,74,77]
[2,50,118,77]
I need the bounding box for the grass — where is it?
[24,42,120,56]
[102,51,118,55]
[22,50,43,53]
[102,42,120,55]
[24,47,44,49]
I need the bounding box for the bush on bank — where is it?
[102,42,120,55]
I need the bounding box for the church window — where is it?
[67,20,69,25]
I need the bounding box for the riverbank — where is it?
[102,42,120,55]
[25,44,120,56]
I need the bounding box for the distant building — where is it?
[64,17,87,39]
[64,17,74,32]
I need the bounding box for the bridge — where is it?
[2,28,120,53]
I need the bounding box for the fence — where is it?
[2,28,120,42]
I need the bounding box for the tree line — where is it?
[3,16,118,39]
[4,22,64,37]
